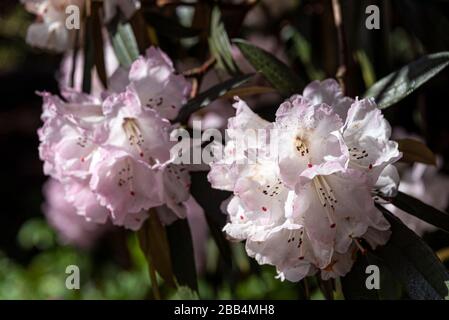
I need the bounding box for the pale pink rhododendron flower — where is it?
[38,47,194,230]
[21,0,84,52]
[208,79,400,282]
[128,47,191,120]
[42,178,105,248]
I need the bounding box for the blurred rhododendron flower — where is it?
[22,0,84,52]
[386,161,449,236]
[208,79,400,282]
[42,178,105,248]
[38,47,194,230]
[103,0,141,23]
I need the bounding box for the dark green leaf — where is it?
[233,38,304,96]
[376,205,449,299]
[137,211,176,288]
[91,1,107,88]
[82,14,94,94]
[364,52,449,109]
[341,251,402,300]
[390,191,449,233]
[190,172,233,267]
[111,23,140,68]
[174,73,253,124]
[166,215,198,292]
[208,6,240,75]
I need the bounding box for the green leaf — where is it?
[280,25,325,81]
[233,38,304,96]
[341,252,402,300]
[137,211,176,288]
[165,216,198,292]
[391,191,449,233]
[376,205,449,299]
[17,218,55,250]
[208,7,240,75]
[355,50,376,88]
[364,52,449,109]
[111,23,140,68]
[171,286,200,300]
[174,73,253,123]
[397,138,437,165]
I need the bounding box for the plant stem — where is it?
[331,0,349,94]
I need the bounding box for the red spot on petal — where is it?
[330,223,336,228]
[299,256,305,260]
[80,157,85,162]
[140,152,144,157]
[240,215,244,220]
[368,164,373,170]
[171,105,176,109]
[130,191,135,196]
[262,206,267,212]
[308,163,313,168]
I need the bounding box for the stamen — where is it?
[313,177,336,227]
[352,238,367,255]
[123,118,145,157]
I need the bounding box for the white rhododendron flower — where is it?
[22,0,84,52]
[208,79,401,281]
[38,47,195,230]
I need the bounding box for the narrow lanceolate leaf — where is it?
[189,172,233,267]
[82,13,94,94]
[233,39,304,96]
[220,86,277,100]
[111,23,140,68]
[397,138,437,165]
[341,251,402,300]
[364,52,449,109]
[137,211,176,288]
[208,6,240,75]
[174,73,253,124]
[91,1,107,88]
[391,191,449,233]
[166,217,198,292]
[376,205,449,299]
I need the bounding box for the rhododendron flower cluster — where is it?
[38,47,193,230]
[208,79,402,281]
